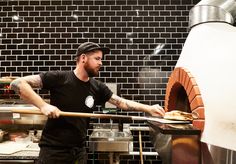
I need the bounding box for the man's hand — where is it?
[149,104,165,117]
[40,103,61,118]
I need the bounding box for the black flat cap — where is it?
[76,42,110,57]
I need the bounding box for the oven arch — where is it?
[165,67,205,130]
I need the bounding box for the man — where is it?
[10,42,165,164]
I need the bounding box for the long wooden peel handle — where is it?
[10,108,108,118]
[2,107,166,123]
[59,111,134,120]
[9,108,135,120]
[10,109,192,123]
[60,112,147,121]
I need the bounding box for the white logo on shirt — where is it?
[85,95,94,108]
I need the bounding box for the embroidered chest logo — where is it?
[85,95,94,108]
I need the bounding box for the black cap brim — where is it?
[82,47,110,55]
[76,42,110,57]
[98,47,110,55]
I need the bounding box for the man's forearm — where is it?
[109,94,149,113]
[10,77,47,109]
[108,94,165,116]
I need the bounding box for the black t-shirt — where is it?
[39,71,113,148]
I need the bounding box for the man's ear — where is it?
[81,54,86,63]
[80,53,84,57]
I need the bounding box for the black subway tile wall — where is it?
[0,0,200,163]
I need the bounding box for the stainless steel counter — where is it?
[0,142,39,162]
[148,121,201,164]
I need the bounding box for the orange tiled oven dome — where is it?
[165,67,205,130]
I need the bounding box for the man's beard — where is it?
[84,64,100,77]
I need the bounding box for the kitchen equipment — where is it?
[0,129,8,142]
[0,76,19,84]
[149,121,201,164]
[138,130,144,164]
[0,141,29,155]
[89,123,133,164]
[89,127,133,152]
[2,107,192,124]
[0,105,47,127]
[162,0,236,163]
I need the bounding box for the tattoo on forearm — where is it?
[23,75,42,88]
[125,102,136,111]
[110,96,123,106]
[10,80,21,94]
[10,75,42,95]
[110,95,138,111]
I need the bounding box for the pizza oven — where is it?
[151,0,236,164]
[0,77,48,129]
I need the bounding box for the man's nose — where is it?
[99,60,102,65]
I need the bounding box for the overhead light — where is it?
[127,32,133,37]
[12,15,20,21]
[72,14,78,19]
[136,9,139,17]
[153,44,165,55]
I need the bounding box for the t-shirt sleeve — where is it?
[97,81,113,104]
[39,71,60,90]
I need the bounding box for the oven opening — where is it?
[168,83,191,113]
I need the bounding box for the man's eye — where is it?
[95,57,101,61]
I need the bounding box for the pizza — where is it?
[164,110,194,121]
